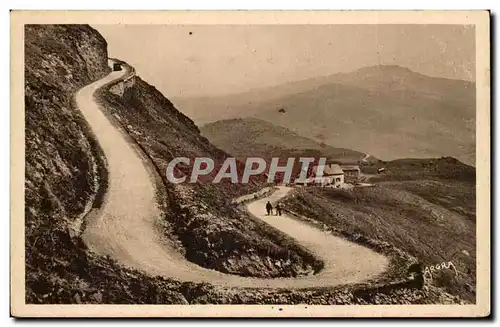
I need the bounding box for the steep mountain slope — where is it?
[175,65,475,166]
[201,118,366,163]
[25,24,117,302]
[25,24,110,232]
[24,24,319,304]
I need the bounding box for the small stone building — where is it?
[295,163,344,187]
[340,164,361,179]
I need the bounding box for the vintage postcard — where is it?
[10,10,490,318]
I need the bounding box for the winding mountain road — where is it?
[80,60,389,289]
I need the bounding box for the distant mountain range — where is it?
[174,65,475,166]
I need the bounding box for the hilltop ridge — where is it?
[201,117,367,163]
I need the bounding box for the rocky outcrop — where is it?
[25,24,113,302]
[108,64,136,96]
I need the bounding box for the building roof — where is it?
[340,165,361,171]
[311,163,344,176]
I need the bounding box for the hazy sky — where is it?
[94,24,475,97]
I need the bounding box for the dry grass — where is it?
[283,161,476,303]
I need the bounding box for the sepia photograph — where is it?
[10,10,490,318]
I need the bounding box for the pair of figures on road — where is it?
[266,201,282,216]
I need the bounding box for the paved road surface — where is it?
[80,60,389,289]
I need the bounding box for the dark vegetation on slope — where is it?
[283,158,476,303]
[97,76,323,278]
[24,24,114,303]
[25,24,110,227]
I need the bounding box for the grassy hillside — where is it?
[364,157,476,183]
[175,65,475,166]
[282,158,476,303]
[201,118,366,163]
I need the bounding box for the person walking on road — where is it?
[266,201,273,216]
[276,203,282,216]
